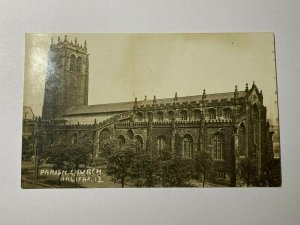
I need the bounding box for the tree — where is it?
[99,139,117,159]
[131,151,159,187]
[44,141,93,187]
[194,151,213,187]
[260,158,281,187]
[22,137,34,161]
[158,151,194,187]
[106,145,136,187]
[44,142,70,185]
[238,157,258,187]
[66,142,93,188]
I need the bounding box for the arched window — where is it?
[252,104,259,121]
[213,134,223,160]
[136,112,143,121]
[135,135,143,150]
[223,108,232,119]
[182,134,193,158]
[238,123,246,156]
[127,129,134,140]
[157,111,164,121]
[77,57,82,73]
[168,111,175,120]
[194,110,201,120]
[253,104,259,144]
[99,129,110,142]
[117,135,126,149]
[208,108,216,120]
[157,136,167,154]
[147,112,153,122]
[180,110,188,120]
[70,54,76,71]
[72,132,78,144]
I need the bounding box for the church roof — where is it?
[66,91,246,116]
[66,101,135,115]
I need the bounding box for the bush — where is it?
[131,151,159,187]
[158,151,194,187]
[106,146,136,187]
[260,159,281,187]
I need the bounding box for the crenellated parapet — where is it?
[205,118,233,123]
[50,35,87,54]
[132,85,251,124]
[63,123,96,130]
[115,121,149,129]
[97,111,133,130]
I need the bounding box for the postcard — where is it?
[22,33,281,188]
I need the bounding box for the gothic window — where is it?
[157,136,167,154]
[238,123,246,156]
[208,108,216,120]
[147,112,153,122]
[253,104,259,144]
[223,108,232,119]
[72,132,78,144]
[137,112,143,121]
[127,129,134,140]
[252,104,259,121]
[157,111,164,121]
[194,109,201,120]
[182,134,193,159]
[135,135,143,150]
[180,110,188,120]
[77,57,82,73]
[117,135,126,149]
[168,111,175,120]
[213,134,223,160]
[70,54,76,71]
[99,129,110,142]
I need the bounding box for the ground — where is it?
[21,160,227,188]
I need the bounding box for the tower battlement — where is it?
[50,35,87,53]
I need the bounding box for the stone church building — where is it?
[26,36,275,185]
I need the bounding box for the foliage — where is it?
[66,143,93,169]
[99,139,117,159]
[44,142,71,184]
[158,151,194,187]
[194,151,214,187]
[67,141,93,187]
[106,145,136,187]
[131,151,159,187]
[44,142,69,169]
[22,137,34,161]
[260,159,281,187]
[238,156,258,187]
[44,141,93,186]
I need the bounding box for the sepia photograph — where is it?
[22,33,281,188]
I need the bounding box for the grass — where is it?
[21,161,228,188]
[21,161,128,188]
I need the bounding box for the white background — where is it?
[0,1,300,224]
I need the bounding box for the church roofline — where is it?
[65,91,246,116]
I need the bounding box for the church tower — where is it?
[42,35,89,120]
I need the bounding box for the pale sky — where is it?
[24,33,279,123]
